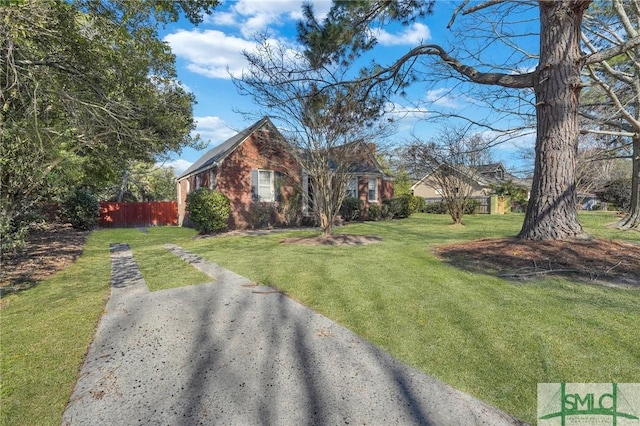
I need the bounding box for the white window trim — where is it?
[258,169,275,202]
[368,178,378,202]
[346,177,358,198]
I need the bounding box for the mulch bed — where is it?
[1,223,89,294]
[434,237,640,288]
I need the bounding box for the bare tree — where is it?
[581,0,640,229]
[574,135,631,199]
[233,37,388,235]
[407,127,492,224]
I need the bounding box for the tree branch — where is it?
[364,44,534,90]
[584,34,640,65]
[580,128,636,137]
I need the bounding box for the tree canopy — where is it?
[1,0,217,248]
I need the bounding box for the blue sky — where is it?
[159,0,538,176]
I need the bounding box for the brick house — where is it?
[177,117,393,229]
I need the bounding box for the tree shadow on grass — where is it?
[62,243,526,425]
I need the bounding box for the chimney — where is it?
[367,142,376,155]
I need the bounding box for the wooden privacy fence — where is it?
[99,201,178,227]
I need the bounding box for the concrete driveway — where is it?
[61,243,527,425]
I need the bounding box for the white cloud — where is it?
[207,0,331,38]
[384,101,429,122]
[207,11,236,26]
[162,159,193,176]
[376,23,431,46]
[194,116,238,145]
[425,88,464,109]
[164,29,257,79]
[164,29,299,80]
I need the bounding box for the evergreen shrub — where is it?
[61,189,99,230]
[186,189,231,233]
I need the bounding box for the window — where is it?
[496,168,504,179]
[368,178,378,202]
[209,170,216,189]
[258,170,274,202]
[346,177,358,198]
[195,175,201,189]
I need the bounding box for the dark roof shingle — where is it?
[178,117,271,180]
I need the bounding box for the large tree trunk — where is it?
[519,0,590,240]
[617,134,640,230]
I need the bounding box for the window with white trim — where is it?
[368,178,378,202]
[346,177,358,198]
[209,170,216,189]
[258,170,274,202]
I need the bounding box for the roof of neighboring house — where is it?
[178,116,278,180]
[410,162,530,190]
[475,162,503,175]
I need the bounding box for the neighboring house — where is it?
[177,117,393,229]
[410,162,530,213]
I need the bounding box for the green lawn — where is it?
[1,212,638,425]
[0,226,207,426]
[180,212,640,423]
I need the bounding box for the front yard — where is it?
[1,212,639,425]
[180,212,640,423]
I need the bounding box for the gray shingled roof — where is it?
[411,162,531,190]
[178,117,271,180]
[179,117,389,180]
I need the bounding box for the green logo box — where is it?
[538,383,640,425]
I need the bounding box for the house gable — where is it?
[177,117,300,227]
[411,162,528,199]
[178,116,278,181]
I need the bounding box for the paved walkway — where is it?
[62,243,527,425]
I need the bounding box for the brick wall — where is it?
[179,131,301,229]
